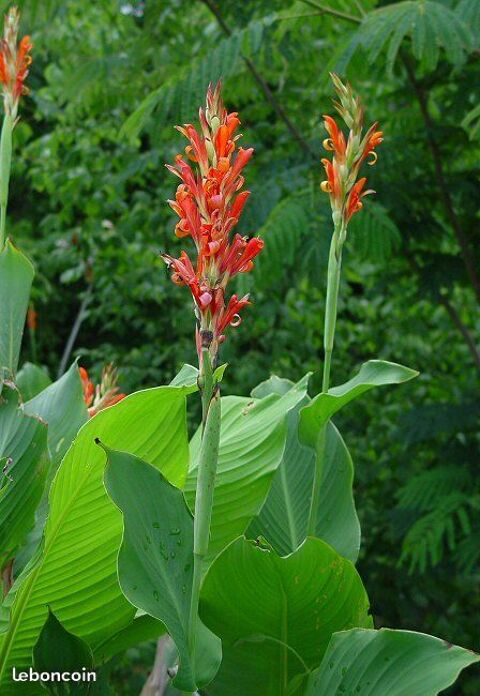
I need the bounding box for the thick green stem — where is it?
[307,224,344,535]
[0,114,13,251]
[322,229,343,392]
[187,348,221,687]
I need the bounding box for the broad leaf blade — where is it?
[16,364,89,573]
[0,241,34,379]
[169,363,198,387]
[24,362,88,465]
[200,536,372,692]
[207,636,308,696]
[33,609,94,696]
[300,360,417,444]
[0,385,193,694]
[250,415,360,562]
[185,376,309,561]
[16,363,51,401]
[306,628,480,695]
[103,446,221,691]
[0,384,48,567]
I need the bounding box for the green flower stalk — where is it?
[308,74,383,534]
[0,6,32,250]
[163,83,263,688]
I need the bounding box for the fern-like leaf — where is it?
[349,201,402,264]
[399,492,475,573]
[454,532,480,573]
[341,1,473,75]
[456,0,480,47]
[397,465,471,511]
[461,103,480,141]
[398,401,480,445]
[253,190,312,291]
[121,18,268,141]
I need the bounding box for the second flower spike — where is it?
[163,83,264,364]
[321,73,383,235]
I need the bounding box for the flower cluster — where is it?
[0,7,32,118]
[321,73,383,228]
[163,83,264,362]
[80,364,125,418]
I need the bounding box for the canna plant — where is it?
[0,4,477,693]
[97,81,478,694]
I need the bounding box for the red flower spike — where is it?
[80,365,126,418]
[27,305,37,331]
[79,367,95,409]
[0,8,32,117]
[163,83,263,361]
[321,74,382,227]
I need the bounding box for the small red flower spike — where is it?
[321,73,383,226]
[27,304,37,331]
[163,82,264,362]
[0,7,32,118]
[80,364,125,418]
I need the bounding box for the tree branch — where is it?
[402,55,480,303]
[438,294,480,370]
[140,636,170,696]
[57,284,93,378]
[298,0,362,24]
[199,0,313,158]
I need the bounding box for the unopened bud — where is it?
[205,138,216,161]
[211,114,220,128]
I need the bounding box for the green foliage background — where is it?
[4,0,479,692]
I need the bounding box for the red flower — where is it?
[0,8,32,116]
[79,367,95,409]
[322,115,346,160]
[361,122,383,165]
[345,178,374,222]
[217,294,251,334]
[79,365,125,418]
[320,157,342,205]
[164,83,263,360]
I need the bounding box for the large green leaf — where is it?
[16,362,51,402]
[103,446,221,692]
[305,628,480,695]
[299,360,417,446]
[0,384,194,694]
[15,363,89,575]
[207,636,308,696]
[184,376,309,561]
[0,384,48,567]
[200,537,372,694]
[0,241,34,379]
[248,375,360,561]
[250,416,359,562]
[33,609,94,696]
[24,361,88,466]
